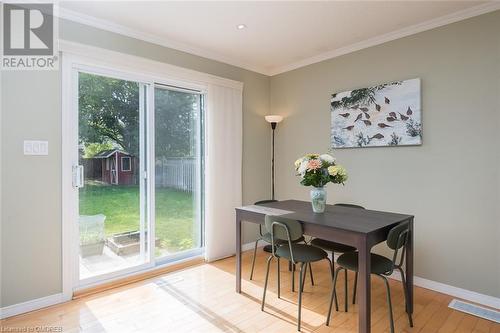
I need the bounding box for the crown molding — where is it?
[58,2,500,77]
[58,7,270,76]
[268,2,500,76]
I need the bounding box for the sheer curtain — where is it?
[204,83,243,262]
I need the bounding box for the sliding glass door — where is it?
[154,85,204,261]
[77,71,150,281]
[73,66,204,286]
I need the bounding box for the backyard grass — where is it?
[79,183,199,254]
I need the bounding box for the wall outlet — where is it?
[24,140,49,155]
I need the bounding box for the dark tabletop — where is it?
[246,200,413,235]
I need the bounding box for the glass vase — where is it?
[310,186,327,213]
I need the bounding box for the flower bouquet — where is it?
[294,153,347,213]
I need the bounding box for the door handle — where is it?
[72,165,84,188]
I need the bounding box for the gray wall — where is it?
[0,19,270,307]
[270,11,500,297]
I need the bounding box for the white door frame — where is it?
[61,44,215,297]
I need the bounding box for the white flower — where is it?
[320,154,335,165]
[297,160,309,176]
[294,158,303,170]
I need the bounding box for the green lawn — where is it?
[79,184,199,254]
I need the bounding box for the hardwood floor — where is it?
[1,249,498,332]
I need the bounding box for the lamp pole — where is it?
[264,115,283,200]
[271,121,276,200]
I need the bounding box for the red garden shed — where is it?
[93,149,137,185]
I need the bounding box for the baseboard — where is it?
[0,293,69,320]
[242,239,267,252]
[387,270,500,309]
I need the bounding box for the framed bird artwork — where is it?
[330,78,421,148]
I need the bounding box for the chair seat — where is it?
[261,233,305,245]
[275,244,328,263]
[337,252,394,275]
[310,238,356,253]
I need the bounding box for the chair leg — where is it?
[298,262,305,331]
[292,262,295,292]
[344,268,348,312]
[353,271,358,305]
[326,258,338,311]
[249,240,259,280]
[277,258,281,299]
[301,262,308,292]
[380,275,395,333]
[261,256,273,311]
[326,266,342,326]
[397,267,414,327]
[308,262,315,286]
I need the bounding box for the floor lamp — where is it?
[265,115,283,200]
[263,115,283,253]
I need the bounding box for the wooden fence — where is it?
[155,157,197,192]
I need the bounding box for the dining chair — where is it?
[309,203,364,311]
[326,221,414,333]
[261,215,334,331]
[250,200,314,292]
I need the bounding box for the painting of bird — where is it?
[370,133,384,139]
[330,78,421,148]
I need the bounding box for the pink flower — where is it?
[307,159,322,171]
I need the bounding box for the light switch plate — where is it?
[24,140,49,155]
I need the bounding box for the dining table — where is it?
[235,200,414,333]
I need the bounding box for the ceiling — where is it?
[59,1,500,76]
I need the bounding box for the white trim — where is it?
[58,3,500,76]
[59,40,243,91]
[121,156,131,172]
[386,270,500,310]
[269,2,500,75]
[58,7,269,76]
[0,293,67,320]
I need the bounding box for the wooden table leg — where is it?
[358,236,371,333]
[236,216,242,293]
[406,217,414,314]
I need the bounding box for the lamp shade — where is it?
[265,115,283,123]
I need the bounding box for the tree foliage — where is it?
[79,73,140,156]
[79,73,200,159]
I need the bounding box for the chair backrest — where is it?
[387,222,410,250]
[254,199,278,205]
[334,203,365,209]
[386,221,410,269]
[265,215,303,242]
[255,200,278,236]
